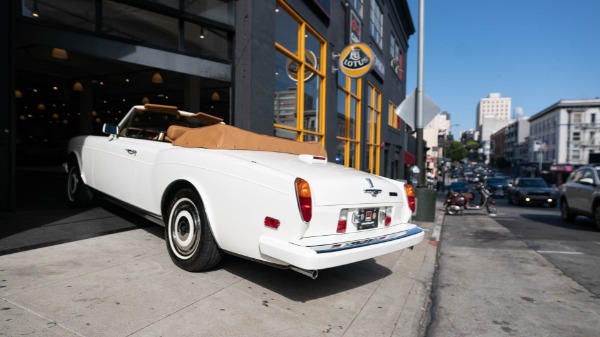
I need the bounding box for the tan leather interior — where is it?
[167,124,327,157]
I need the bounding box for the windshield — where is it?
[519,179,548,188]
[487,178,506,185]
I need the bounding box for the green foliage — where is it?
[445,140,467,162]
[466,140,480,150]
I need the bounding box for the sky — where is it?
[405,0,600,136]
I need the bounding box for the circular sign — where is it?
[339,43,373,78]
[286,50,317,82]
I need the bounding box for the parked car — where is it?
[65,104,423,278]
[485,177,510,198]
[508,177,557,207]
[558,165,600,229]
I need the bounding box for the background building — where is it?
[2,0,417,211]
[529,99,600,169]
[477,93,513,162]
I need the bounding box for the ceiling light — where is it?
[15,90,23,99]
[51,48,68,59]
[211,91,220,101]
[200,27,205,39]
[152,72,163,84]
[142,96,150,104]
[32,1,39,17]
[37,103,46,110]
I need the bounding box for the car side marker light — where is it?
[264,217,280,229]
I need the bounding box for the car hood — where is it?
[221,151,405,206]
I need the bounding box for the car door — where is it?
[571,168,596,214]
[92,136,145,206]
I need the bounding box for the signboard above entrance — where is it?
[339,43,373,78]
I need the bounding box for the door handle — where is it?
[125,149,137,156]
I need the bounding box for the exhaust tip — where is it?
[290,266,319,279]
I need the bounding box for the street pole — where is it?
[415,0,425,187]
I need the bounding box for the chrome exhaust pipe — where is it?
[290,266,319,279]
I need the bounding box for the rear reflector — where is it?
[264,217,280,229]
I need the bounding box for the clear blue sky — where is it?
[405,0,600,136]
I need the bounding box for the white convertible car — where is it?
[66,104,423,278]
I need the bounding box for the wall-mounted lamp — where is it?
[152,72,163,84]
[51,48,68,59]
[73,81,84,91]
[211,91,220,101]
[32,1,39,17]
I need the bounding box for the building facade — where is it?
[529,99,600,167]
[2,0,416,211]
[476,92,512,142]
[504,117,530,170]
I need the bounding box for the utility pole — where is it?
[415,0,425,187]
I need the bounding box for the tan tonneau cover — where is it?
[169,124,327,157]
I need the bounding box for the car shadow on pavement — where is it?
[518,213,598,232]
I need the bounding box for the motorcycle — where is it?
[444,182,497,216]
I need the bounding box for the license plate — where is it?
[357,208,379,230]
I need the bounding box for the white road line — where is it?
[536,250,584,255]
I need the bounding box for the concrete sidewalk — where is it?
[0,197,443,337]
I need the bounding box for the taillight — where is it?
[405,184,416,212]
[295,178,312,222]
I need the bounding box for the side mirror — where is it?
[102,123,119,136]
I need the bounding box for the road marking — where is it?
[536,250,584,255]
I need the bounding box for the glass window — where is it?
[349,0,363,18]
[274,1,326,144]
[369,0,383,50]
[184,21,229,59]
[22,0,96,31]
[573,132,581,141]
[388,102,399,129]
[336,75,362,169]
[366,83,382,174]
[103,1,179,50]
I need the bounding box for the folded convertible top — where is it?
[168,124,327,157]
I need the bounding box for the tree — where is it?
[445,140,467,162]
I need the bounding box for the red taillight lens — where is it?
[385,215,392,226]
[405,184,416,212]
[264,217,280,229]
[295,178,312,222]
[337,209,348,233]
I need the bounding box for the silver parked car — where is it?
[558,165,600,229]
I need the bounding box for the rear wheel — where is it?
[66,164,93,207]
[594,204,600,230]
[486,204,497,215]
[560,200,576,222]
[165,188,223,272]
[445,204,460,215]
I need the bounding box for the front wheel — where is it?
[66,164,94,207]
[165,188,223,272]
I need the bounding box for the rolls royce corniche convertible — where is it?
[65,104,423,278]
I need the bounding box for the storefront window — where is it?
[274,1,326,144]
[336,73,362,169]
[366,83,382,174]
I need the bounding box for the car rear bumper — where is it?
[258,227,424,270]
